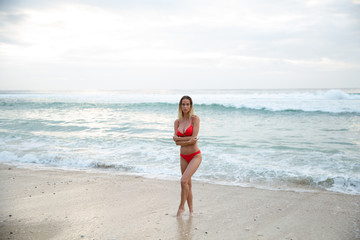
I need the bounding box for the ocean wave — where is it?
[193,89,360,114]
[1,100,359,114]
[322,90,360,100]
[195,170,360,195]
[1,89,359,114]
[196,103,360,114]
[91,162,135,171]
[284,176,360,194]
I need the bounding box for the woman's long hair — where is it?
[178,95,195,120]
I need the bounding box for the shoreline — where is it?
[1,163,359,240]
[1,161,357,196]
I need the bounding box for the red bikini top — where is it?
[177,118,193,137]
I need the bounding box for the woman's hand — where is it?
[188,137,198,145]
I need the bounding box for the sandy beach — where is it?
[0,163,359,240]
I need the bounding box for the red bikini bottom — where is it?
[180,150,201,163]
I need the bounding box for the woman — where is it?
[173,96,202,217]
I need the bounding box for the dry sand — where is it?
[0,163,359,240]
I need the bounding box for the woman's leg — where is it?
[187,178,193,215]
[179,160,193,214]
[177,158,188,217]
[177,154,202,217]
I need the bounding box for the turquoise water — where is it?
[0,89,359,194]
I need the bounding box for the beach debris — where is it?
[9,215,12,217]
[80,235,84,238]
[8,168,11,170]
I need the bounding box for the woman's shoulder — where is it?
[191,115,200,121]
[174,119,179,125]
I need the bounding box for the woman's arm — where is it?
[173,136,192,141]
[174,135,198,146]
[173,119,179,139]
[174,137,198,146]
[173,120,184,144]
[191,115,200,137]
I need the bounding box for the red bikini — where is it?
[177,118,201,163]
[177,118,194,137]
[177,120,193,136]
[180,150,201,163]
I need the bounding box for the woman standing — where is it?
[173,96,202,217]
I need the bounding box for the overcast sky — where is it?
[0,0,359,90]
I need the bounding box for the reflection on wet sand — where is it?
[176,216,193,240]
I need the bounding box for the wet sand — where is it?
[0,163,359,240]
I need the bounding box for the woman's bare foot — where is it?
[189,207,194,217]
[177,207,185,217]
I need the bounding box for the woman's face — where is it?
[181,99,191,114]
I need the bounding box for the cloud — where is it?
[0,12,28,45]
[0,12,27,25]
[0,0,359,89]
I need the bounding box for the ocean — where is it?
[0,89,359,195]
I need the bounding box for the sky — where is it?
[0,0,359,90]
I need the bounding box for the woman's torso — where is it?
[177,117,200,154]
